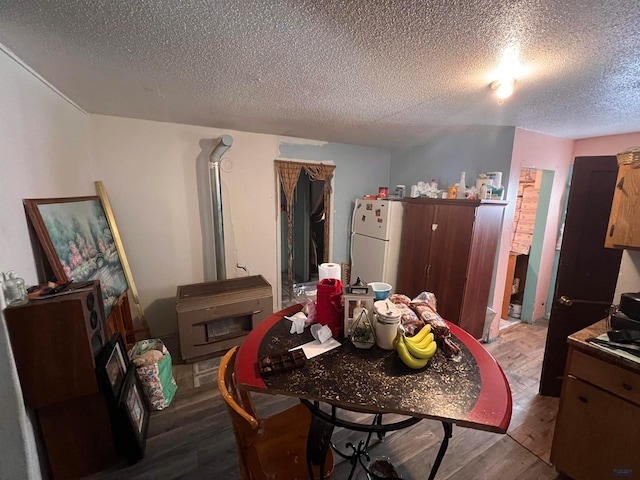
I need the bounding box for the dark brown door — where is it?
[427,204,475,325]
[397,202,436,298]
[539,156,623,396]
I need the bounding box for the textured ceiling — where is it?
[1,0,640,149]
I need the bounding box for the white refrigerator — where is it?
[350,199,405,288]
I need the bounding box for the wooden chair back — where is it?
[218,346,334,480]
[218,346,258,479]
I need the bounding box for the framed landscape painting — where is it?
[24,196,128,317]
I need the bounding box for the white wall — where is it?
[574,133,640,303]
[89,115,391,337]
[0,47,94,480]
[89,116,281,336]
[488,128,573,337]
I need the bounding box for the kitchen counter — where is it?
[551,318,640,479]
[567,318,640,374]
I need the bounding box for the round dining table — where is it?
[235,304,512,479]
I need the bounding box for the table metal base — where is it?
[302,400,454,480]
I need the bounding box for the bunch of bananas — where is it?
[394,325,437,369]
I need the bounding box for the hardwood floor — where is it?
[86,319,564,480]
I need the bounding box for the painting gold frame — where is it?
[95,181,147,326]
[23,196,129,317]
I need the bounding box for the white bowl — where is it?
[368,282,392,300]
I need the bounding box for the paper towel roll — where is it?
[319,263,341,281]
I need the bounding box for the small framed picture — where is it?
[119,369,149,458]
[96,333,129,401]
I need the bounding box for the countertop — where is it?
[568,319,640,374]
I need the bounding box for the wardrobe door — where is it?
[397,202,435,298]
[460,203,506,338]
[426,204,475,326]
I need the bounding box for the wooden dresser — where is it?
[551,319,640,479]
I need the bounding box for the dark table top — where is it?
[235,304,512,433]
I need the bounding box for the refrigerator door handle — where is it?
[424,264,431,283]
[351,199,359,237]
[350,232,355,264]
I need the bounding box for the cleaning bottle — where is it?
[456,171,466,199]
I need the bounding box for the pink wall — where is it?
[573,132,640,157]
[489,131,640,339]
[489,128,573,338]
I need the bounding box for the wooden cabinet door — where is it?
[605,165,640,249]
[426,204,475,325]
[397,202,435,298]
[551,375,640,479]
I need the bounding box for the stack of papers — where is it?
[290,338,341,359]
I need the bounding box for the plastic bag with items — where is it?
[128,339,178,411]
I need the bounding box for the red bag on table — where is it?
[315,278,343,338]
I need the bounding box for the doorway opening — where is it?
[280,173,325,284]
[500,167,555,328]
[275,160,334,307]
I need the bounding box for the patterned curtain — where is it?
[274,160,335,302]
[302,164,335,262]
[275,161,302,301]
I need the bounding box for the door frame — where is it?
[500,168,555,323]
[275,159,335,309]
[521,169,555,322]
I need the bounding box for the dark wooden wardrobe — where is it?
[397,198,506,339]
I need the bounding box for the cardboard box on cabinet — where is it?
[511,241,530,255]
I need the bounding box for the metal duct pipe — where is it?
[209,135,233,279]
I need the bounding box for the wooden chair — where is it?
[218,346,334,480]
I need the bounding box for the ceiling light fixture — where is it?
[491,78,515,100]
[488,45,529,102]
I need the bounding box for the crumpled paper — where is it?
[286,312,308,334]
[310,323,332,344]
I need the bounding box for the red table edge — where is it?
[236,305,512,433]
[448,322,513,433]
[235,304,302,390]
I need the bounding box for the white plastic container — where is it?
[374,300,401,350]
